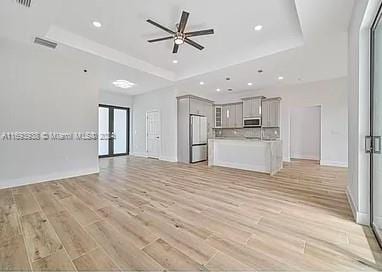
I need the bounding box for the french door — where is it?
[98,104,130,158]
[370,5,382,246]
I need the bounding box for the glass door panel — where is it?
[113,109,127,154]
[372,10,382,245]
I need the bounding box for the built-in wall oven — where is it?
[243,117,261,128]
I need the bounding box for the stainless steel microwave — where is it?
[243,117,261,128]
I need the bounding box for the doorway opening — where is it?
[290,105,322,162]
[98,104,130,158]
[146,110,161,159]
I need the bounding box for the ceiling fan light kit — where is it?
[147,10,214,53]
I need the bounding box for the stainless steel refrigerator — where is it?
[190,115,208,163]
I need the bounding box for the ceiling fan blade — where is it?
[185,29,214,37]
[178,11,190,33]
[148,36,174,43]
[184,38,204,50]
[172,44,179,53]
[147,19,175,35]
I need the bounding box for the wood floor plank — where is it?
[143,238,205,271]
[0,235,31,271]
[60,196,100,226]
[33,190,66,216]
[21,211,62,262]
[136,207,217,264]
[97,206,158,248]
[206,234,290,270]
[47,210,97,260]
[0,190,20,244]
[86,221,163,271]
[13,188,40,216]
[32,249,75,271]
[73,248,119,271]
[205,252,252,271]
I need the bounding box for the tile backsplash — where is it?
[214,128,261,138]
[262,127,280,140]
[214,127,280,140]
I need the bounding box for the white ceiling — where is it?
[0,0,355,97]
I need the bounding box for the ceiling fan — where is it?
[146,11,214,53]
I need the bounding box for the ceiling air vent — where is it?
[34,37,58,49]
[16,0,32,7]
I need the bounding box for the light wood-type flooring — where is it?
[1,156,381,271]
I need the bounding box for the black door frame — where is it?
[370,2,382,248]
[99,104,130,158]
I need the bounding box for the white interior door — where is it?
[146,111,160,159]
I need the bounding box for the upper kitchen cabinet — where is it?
[214,106,222,128]
[242,97,264,118]
[262,98,281,128]
[220,103,242,128]
[235,103,243,128]
[222,105,230,128]
[190,98,205,115]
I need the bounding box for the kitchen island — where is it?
[208,138,282,175]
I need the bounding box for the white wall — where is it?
[131,87,177,162]
[290,106,321,160]
[99,90,134,108]
[234,78,348,166]
[0,38,99,189]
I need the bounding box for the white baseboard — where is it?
[159,155,178,162]
[346,186,370,225]
[130,152,148,158]
[291,154,320,160]
[346,186,357,222]
[131,152,177,163]
[357,212,370,225]
[0,167,99,190]
[320,160,348,168]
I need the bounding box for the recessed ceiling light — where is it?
[113,80,135,89]
[248,82,253,86]
[254,25,263,31]
[216,88,221,92]
[172,60,178,64]
[92,21,102,28]
[200,81,205,85]
[278,76,284,80]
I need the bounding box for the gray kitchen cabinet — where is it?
[228,104,236,128]
[214,106,222,128]
[242,97,263,118]
[222,105,229,128]
[235,103,243,128]
[190,98,205,115]
[262,98,281,127]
